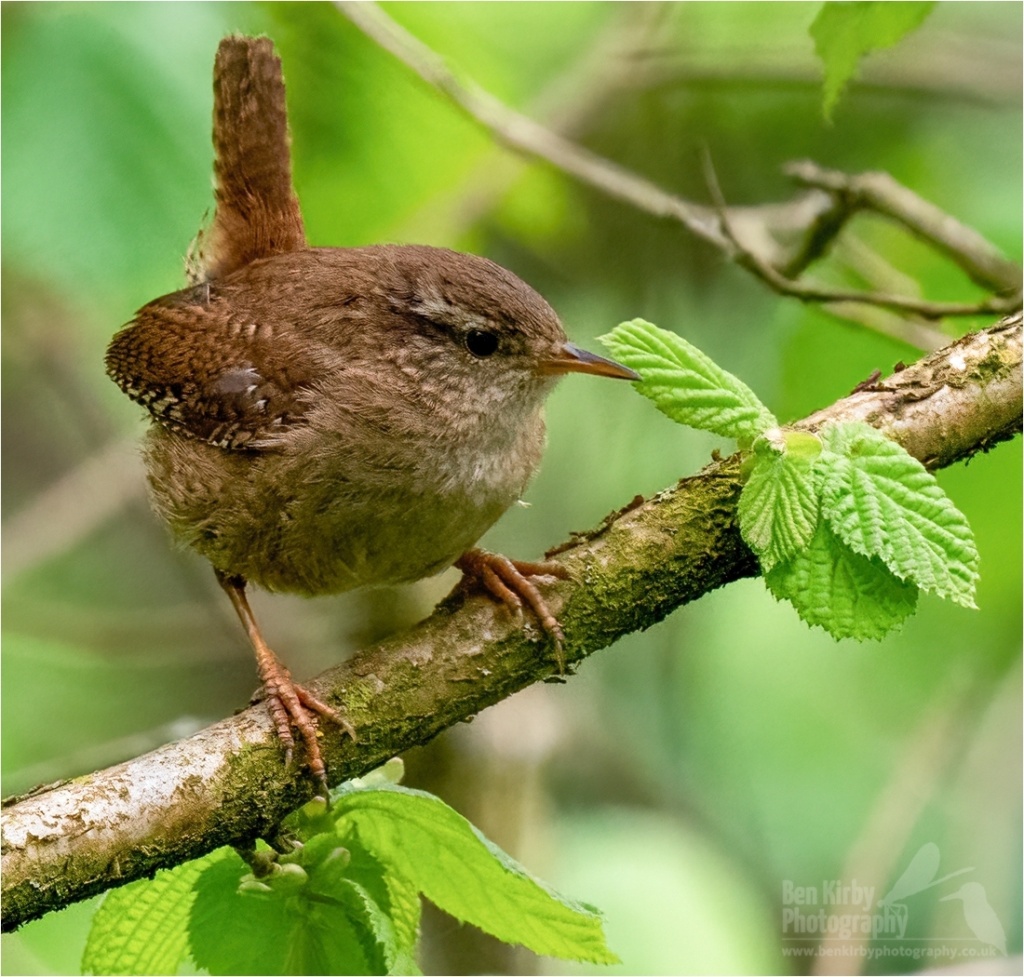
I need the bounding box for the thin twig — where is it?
[705,148,1015,324]
[703,148,950,351]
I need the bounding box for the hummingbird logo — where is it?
[879,843,1006,956]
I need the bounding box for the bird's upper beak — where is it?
[540,342,640,381]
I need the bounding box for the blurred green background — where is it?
[2,3,1020,974]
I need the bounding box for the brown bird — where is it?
[105,36,637,792]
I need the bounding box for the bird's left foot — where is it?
[256,659,357,797]
[456,548,570,672]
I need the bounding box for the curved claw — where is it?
[456,549,569,673]
[262,667,355,795]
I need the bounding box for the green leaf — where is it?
[600,319,776,444]
[82,848,229,976]
[337,832,423,975]
[189,848,386,976]
[739,431,821,570]
[337,876,418,976]
[766,521,919,640]
[817,422,979,607]
[335,785,618,965]
[379,873,422,975]
[93,772,606,977]
[811,2,936,120]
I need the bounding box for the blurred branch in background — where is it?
[393,5,1021,249]
[335,0,1022,349]
[1,437,143,584]
[3,313,1020,932]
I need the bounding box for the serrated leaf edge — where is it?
[817,423,979,607]
[600,319,777,441]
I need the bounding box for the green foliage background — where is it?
[2,3,1020,974]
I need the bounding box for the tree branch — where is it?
[2,314,1020,932]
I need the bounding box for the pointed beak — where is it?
[539,342,640,381]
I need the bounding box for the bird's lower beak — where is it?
[540,342,640,381]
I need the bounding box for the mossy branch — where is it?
[2,314,1020,932]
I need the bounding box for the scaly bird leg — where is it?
[455,549,570,673]
[215,571,356,796]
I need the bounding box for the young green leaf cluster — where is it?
[600,319,979,640]
[82,761,616,976]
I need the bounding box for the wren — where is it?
[105,36,637,792]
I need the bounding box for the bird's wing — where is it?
[106,284,320,451]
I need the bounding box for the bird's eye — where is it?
[465,329,499,358]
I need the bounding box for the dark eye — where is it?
[465,329,499,358]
